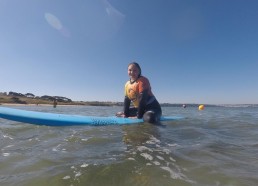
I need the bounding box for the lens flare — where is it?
[45,13,63,30]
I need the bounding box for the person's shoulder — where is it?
[125,80,130,86]
[138,76,150,83]
[137,76,151,87]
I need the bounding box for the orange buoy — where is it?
[198,104,204,110]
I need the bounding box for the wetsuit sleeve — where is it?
[137,90,148,119]
[136,77,151,118]
[123,96,131,117]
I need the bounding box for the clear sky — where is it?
[0,0,257,104]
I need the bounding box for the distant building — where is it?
[41,95,72,102]
[54,96,72,102]
[25,93,35,98]
[41,95,55,101]
[8,91,25,97]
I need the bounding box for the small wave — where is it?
[156,155,164,161]
[137,146,153,152]
[52,144,66,152]
[153,161,161,165]
[167,143,179,147]
[2,153,10,157]
[140,153,153,161]
[217,104,258,108]
[128,157,135,161]
[2,145,14,150]
[161,166,182,179]
[169,157,176,162]
[62,175,71,180]
[74,172,82,177]
[160,166,195,184]
[3,135,13,140]
[80,163,89,168]
[145,135,161,145]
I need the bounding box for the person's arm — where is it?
[136,77,152,119]
[137,90,148,118]
[123,96,131,117]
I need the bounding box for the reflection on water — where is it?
[0,105,258,186]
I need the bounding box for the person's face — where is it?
[128,64,140,81]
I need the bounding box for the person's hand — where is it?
[116,112,125,118]
[128,116,138,119]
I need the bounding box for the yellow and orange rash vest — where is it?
[124,76,154,108]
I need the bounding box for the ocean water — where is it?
[0,105,258,186]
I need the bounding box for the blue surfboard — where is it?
[0,107,184,126]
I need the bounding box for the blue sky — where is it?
[0,0,257,104]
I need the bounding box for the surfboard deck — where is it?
[0,107,184,126]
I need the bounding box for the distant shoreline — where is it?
[1,103,258,108]
[0,94,257,107]
[0,103,78,107]
[0,94,122,107]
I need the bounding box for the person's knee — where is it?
[143,111,158,123]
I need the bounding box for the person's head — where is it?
[128,62,141,81]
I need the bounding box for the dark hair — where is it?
[128,62,142,77]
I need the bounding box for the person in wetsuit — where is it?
[116,62,162,123]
